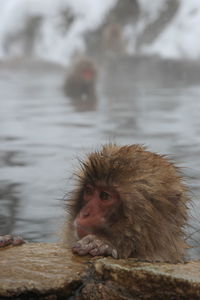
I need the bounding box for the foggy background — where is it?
[0,0,200,259]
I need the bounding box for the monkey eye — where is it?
[100,191,111,201]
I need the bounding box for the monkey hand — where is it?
[0,235,25,248]
[72,234,118,258]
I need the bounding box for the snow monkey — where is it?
[64,144,189,263]
[0,144,189,263]
[63,59,97,99]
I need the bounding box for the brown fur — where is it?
[64,144,189,262]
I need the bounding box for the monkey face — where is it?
[74,184,121,238]
[80,67,96,83]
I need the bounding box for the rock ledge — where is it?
[0,243,200,299]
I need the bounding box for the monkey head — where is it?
[65,144,189,262]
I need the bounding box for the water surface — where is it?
[0,57,200,259]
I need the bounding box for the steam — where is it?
[0,0,200,63]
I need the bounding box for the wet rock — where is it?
[0,243,88,299]
[86,258,200,299]
[1,243,200,299]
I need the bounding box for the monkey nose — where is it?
[81,211,90,218]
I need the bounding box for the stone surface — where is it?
[0,243,88,299]
[91,258,200,299]
[1,243,200,299]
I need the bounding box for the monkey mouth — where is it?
[76,224,92,239]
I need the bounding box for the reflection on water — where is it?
[0,182,21,234]
[0,58,200,259]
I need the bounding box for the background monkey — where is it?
[63,59,97,100]
[64,144,189,263]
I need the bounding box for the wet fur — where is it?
[63,144,189,262]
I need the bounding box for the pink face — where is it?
[81,68,95,81]
[74,184,120,238]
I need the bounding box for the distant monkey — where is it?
[63,59,97,99]
[64,144,189,262]
[102,24,126,54]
